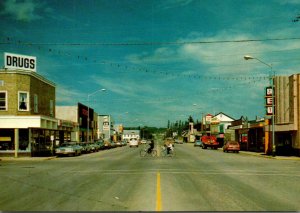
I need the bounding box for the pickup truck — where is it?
[201,135,219,149]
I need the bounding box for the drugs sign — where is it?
[4,52,36,72]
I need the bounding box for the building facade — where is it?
[56,103,96,142]
[98,115,114,141]
[272,74,300,155]
[0,69,57,157]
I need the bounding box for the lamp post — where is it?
[244,55,275,156]
[87,88,106,143]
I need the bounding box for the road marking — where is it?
[156,172,162,211]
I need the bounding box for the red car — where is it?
[223,141,240,153]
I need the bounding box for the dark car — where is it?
[223,141,240,153]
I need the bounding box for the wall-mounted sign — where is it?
[205,114,213,124]
[4,52,36,72]
[265,86,275,116]
[103,122,110,130]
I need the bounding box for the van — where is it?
[129,138,139,147]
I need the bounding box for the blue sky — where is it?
[1,0,300,127]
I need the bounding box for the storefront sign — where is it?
[103,122,110,130]
[4,52,36,72]
[205,114,212,124]
[265,86,275,116]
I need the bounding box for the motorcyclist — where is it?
[147,139,155,154]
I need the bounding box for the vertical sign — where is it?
[265,86,275,116]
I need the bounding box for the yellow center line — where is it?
[156,172,162,211]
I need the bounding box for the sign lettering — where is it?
[4,52,36,72]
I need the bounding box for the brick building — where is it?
[0,69,58,157]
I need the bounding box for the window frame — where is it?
[0,91,7,111]
[18,91,30,112]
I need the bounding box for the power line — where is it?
[2,37,300,46]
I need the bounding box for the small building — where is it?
[122,130,140,142]
[56,103,96,142]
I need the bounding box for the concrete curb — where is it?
[0,156,57,161]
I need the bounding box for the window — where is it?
[0,91,7,111]
[18,91,29,111]
[50,100,54,117]
[34,94,38,113]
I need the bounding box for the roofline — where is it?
[0,69,56,87]
[213,112,236,120]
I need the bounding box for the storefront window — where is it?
[19,129,29,150]
[0,129,14,150]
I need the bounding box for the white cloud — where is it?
[1,0,43,21]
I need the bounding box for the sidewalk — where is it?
[238,150,300,160]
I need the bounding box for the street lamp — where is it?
[244,55,275,156]
[87,88,106,143]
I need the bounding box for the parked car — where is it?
[89,143,100,152]
[55,142,82,157]
[129,138,139,147]
[175,139,183,144]
[80,142,92,153]
[194,140,203,147]
[95,140,105,150]
[103,140,112,149]
[140,139,147,144]
[115,141,122,147]
[223,141,240,153]
[121,140,127,146]
[110,141,117,148]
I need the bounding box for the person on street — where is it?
[147,139,155,154]
[164,140,173,155]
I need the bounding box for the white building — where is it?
[122,130,140,141]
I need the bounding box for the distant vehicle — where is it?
[95,140,105,150]
[129,138,139,147]
[121,140,127,146]
[80,142,92,153]
[110,141,117,148]
[115,141,122,147]
[201,135,219,149]
[89,143,100,152]
[223,141,240,153]
[175,139,183,144]
[194,140,203,147]
[103,140,111,149]
[55,142,82,157]
[140,139,147,144]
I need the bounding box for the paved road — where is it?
[1,142,300,211]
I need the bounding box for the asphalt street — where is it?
[0,141,300,211]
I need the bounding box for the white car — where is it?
[129,138,139,147]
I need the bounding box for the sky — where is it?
[1,0,300,128]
